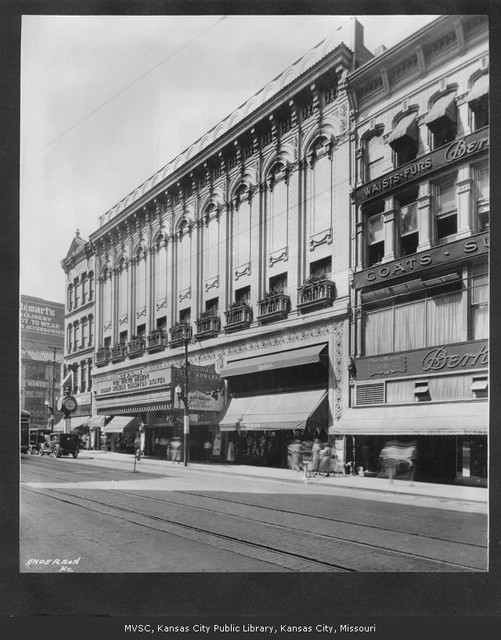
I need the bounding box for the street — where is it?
[20,452,488,573]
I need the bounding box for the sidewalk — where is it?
[87,450,488,504]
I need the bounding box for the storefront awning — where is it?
[220,344,327,378]
[220,389,327,431]
[387,113,417,148]
[53,415,90,432]
[329,402,488,436]
[425,93,456,126]
[102,416,140,433]
[468,74,489,103]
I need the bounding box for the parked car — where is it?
[28,428,52,455]
[39,432,80,458]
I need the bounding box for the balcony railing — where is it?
[224,304,253,333]
[127,336,145,359]
[147,329,167,353]
[257,292,291,324]
[195,314,221,340]
[110,343,127,363]
[169,322,193,347]
[297,278,336,312]
[95,347,109,367]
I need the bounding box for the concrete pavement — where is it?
[82,450,488,504]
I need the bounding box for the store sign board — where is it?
[21,296,64,339]
[356,340,488,380]
[353,232,489,289]
[354,128,489,205]
[95,363,171,397]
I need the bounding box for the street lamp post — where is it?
[174,327,191,467]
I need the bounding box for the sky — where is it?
[20,13,440,304]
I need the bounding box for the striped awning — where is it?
[425,93,456,126]
[387,113,417,147]
[220,389,327,432]
[468,74,489,102]
[102,416,140,433]
[330,402,488,436]
[53,415,90,432]
[220,344,327,378]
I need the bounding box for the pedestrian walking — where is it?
[203,438,213,461]
[288,439,304,471]
[318,442,332,477]
[227,439,235,463]
[311,438,322,476]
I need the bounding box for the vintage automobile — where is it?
[39,432,80,458]
[28,428,52,455]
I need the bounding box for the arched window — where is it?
[307,138,332,239]
[154,235,168,311]
[233,186,251,268]
[102,267,112,333]
[134,249,146,314]
[203,205,219,282]
[267,164,288,254]
[177,221,192,293]
[118,257,129,320]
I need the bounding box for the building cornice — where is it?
[91,43,354,242]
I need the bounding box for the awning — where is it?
[86,415,108,428]
[425,93,456,126]
[387,113,417,148]
[220,344,327,378]
[102,416,140,433]
[53,415,90,432]
[220,389,327,431]
[329,402,488,436]
[468,74,489,103]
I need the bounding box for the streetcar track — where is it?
[23,483,483,572]
[21,465,486,549]
[23,485,351,573]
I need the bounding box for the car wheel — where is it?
[73,451,78,458]
[39,449,44,456]
[52,448,60,458]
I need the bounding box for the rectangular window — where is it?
[368,213,385,265]
[269,273,287,294]
[81,362,87,393]
[475,165,489,231]
[470,94,489,131]
[156,316,167,331]
[119,331,128,345]
[235,286,250,306]
[471,263,488,340]
[365,134,384,181]
[88,317,93,346]
[81,274,87,304]
[179,309,191,324]
[309,257,332,280]
[205,298,219,315]
[364,287,465,356]
[81,320,87,348]
[435,180,457,241]
[74,280,80,308]
[398,191,419,256]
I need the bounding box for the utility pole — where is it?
[48,346,61,430]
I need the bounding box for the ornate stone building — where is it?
[60,231,98,443]
[80,18,371,464]
[341,15,488,485]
